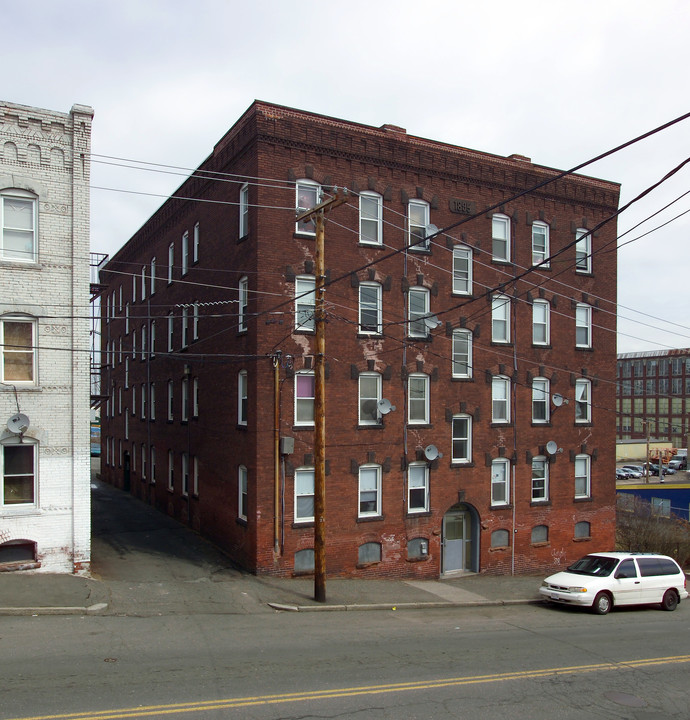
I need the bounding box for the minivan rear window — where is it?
[637,557,681,577]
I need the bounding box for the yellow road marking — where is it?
[7,654,690,720]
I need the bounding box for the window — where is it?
[452,246,472,295]
[358,464,381,517]
[140,266,146,301]
[532,378,549,423]
[531,222,549,266]
[491,458,510,506]
[1,191,36,262]
[131,386,136,416]
[2,440,36,507]
[575,304,592,348]
[407,537,429,559]
[181,306,189,349]
[295,276,315,331]
[193,377,199,417]
[575,378,591,423]
[574,454,591,498]
[150,446,156,484]
[238,465,248,521]
[359,283,382,334]
[167,450,174,491]
[181,453,189,496]
[181,377,189,422]
[451,414,472,463]
[181,231,189,276]
[167,313,174,352]
[167,380,173,421]
[192,302,199,341]
[407,463,429,513]
[408,373,429,424]
[1,317,35,383]
[491,529,509,548]
[408,200,430,250]
[531,457,548,501]
[358,542,382,564]
[150,257,156,295]
[295,180,320,235]
[574,521,590,538]
[492,376,510,423]
[532,300,550,345]
[531,525,548,543]
[294,372,315,426]
[238,370,247,426]
[294,549,314,572]
[408,287,430,337]
[492,214,510,261]
[192,456,199,496]
[141,325,147,360]
[238,276,248,332]
[239,183,249,238]
[141,383,146,419]
[452,329,472,379]
[491,294,510,343]
[167,242,174,284]
[359,192,382,245]
[193,222,200,263]
[575,228,591,273]
[359,372,381,426]
[294,467,314,523]
[150,383,156,421]
[132,273,137,303]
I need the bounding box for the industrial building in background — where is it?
[0,100,93,573]
[99,101,619,578]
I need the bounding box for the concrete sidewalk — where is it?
[0,478,543,616]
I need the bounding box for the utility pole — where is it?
[295,189,349,603]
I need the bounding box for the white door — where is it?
[442,509,472,573]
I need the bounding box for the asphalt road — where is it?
[2,601,689,719]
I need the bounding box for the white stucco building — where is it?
[0,100,93,573]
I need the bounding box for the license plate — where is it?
[550,595,559,600]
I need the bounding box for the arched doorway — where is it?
[442,503,479,575]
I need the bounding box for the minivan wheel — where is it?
[592,592,612,615]
[661,589,678,611]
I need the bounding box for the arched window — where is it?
[491,529,509,548]
[358,542,382,564]
[531,525,549,544]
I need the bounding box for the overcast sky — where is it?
[4,0,690,353]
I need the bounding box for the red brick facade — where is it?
[100,102,619,578]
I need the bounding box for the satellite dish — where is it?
[377,398,396,415]
[552,393,564,407]
[546,440,558,456]
[425,223,439,238]
[7,413,30,435]
[424,444,443,461]
[423,315,441,330]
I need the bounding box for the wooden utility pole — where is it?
[295,189,348,602]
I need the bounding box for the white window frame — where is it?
[359,191,382,245]
[140,266,147,301]
[1,191,37,263]
[408,373,429,425]
[1,438,37,509]
[358,282,382,335]
[408,199,430,251]
[193,377,199,417]
[407,462,429,513]
[452,245,472,295]
[150,382,156,421]
[532,377,550,424]
[452,329,472,379]
[531,221,550,267]
[167,312,173,352]
[0,316,36,384]
[181,231,189,276]
[132,273,136,304]
[491,458,510,506]
[167,380,173,421]
[358,464,381,518]
[492,294,510,343]
[181,306,189,349]
[492,214,510,261]
[181,377,189,422]
[150,257,156,296]
[575,303,592,348]
[574,454,591,498]
[295,180,320,235]
[358,372,382,426]
[239,183,249,238]
[238,370,248,426]
[575,378,591,423]
[238,276,248,332]
[182,452,189,497]
[193,222,200,263]
[167,242,174,284]
[294,467,315,523]
[150,446,156,484]
[531,456,549,502]
[141,444,147,480]
[192,455,199,496]
[238,465,248,520]
[192,301,199,341]
[141,382,146,420]
[532,300,550,345]
[294,371,315,427]
[575,228,592,273]
[168,450,174,491]
[492,375,510,423]
[150,320,156,358]
[408,287,430,338]
[295,275,316,332]
[451,414,472,464]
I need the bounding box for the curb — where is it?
[0,602,108,617]
[268,598,541,612]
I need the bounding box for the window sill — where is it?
[532,344,552,350]
[357,333,383,339]
[357,423,383,430]
[531,421,552,427]
[575,346,594,352]
[292,424,315,431]
[358,241,383,249]
[490,422,512,428]
[407,247,431,254]
[451,376,474,382]
[450,461,474,468]
[490,341,513,347]
[407,510,431,518]
[293,231,316,240]
[408,423,432,429]
[575,270,593,277]
[530,500,551,507]
[292,521,314,529]
[236,517,248,528]
[573,536,592,542]
[236,424,248,431]
[531,541,550,548]
[293,328,316,335]
[573,496,593,503]
[356,515,384,523]
[491,259,513,266]
[489,546,509,553]
[0,561,41,572]
[490,504,513,511]
[406,555,430,563]
[575,422,593,427]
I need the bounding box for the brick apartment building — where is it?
[99,101,619,578]
[616,349,690,447]
[1,100,93,572]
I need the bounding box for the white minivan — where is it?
[540,552,688,615]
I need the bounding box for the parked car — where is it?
[621,467,642,478]
[622,465,646,475]
[667,459,684,471]
[661,464,677,475]
[540,552,688,614]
